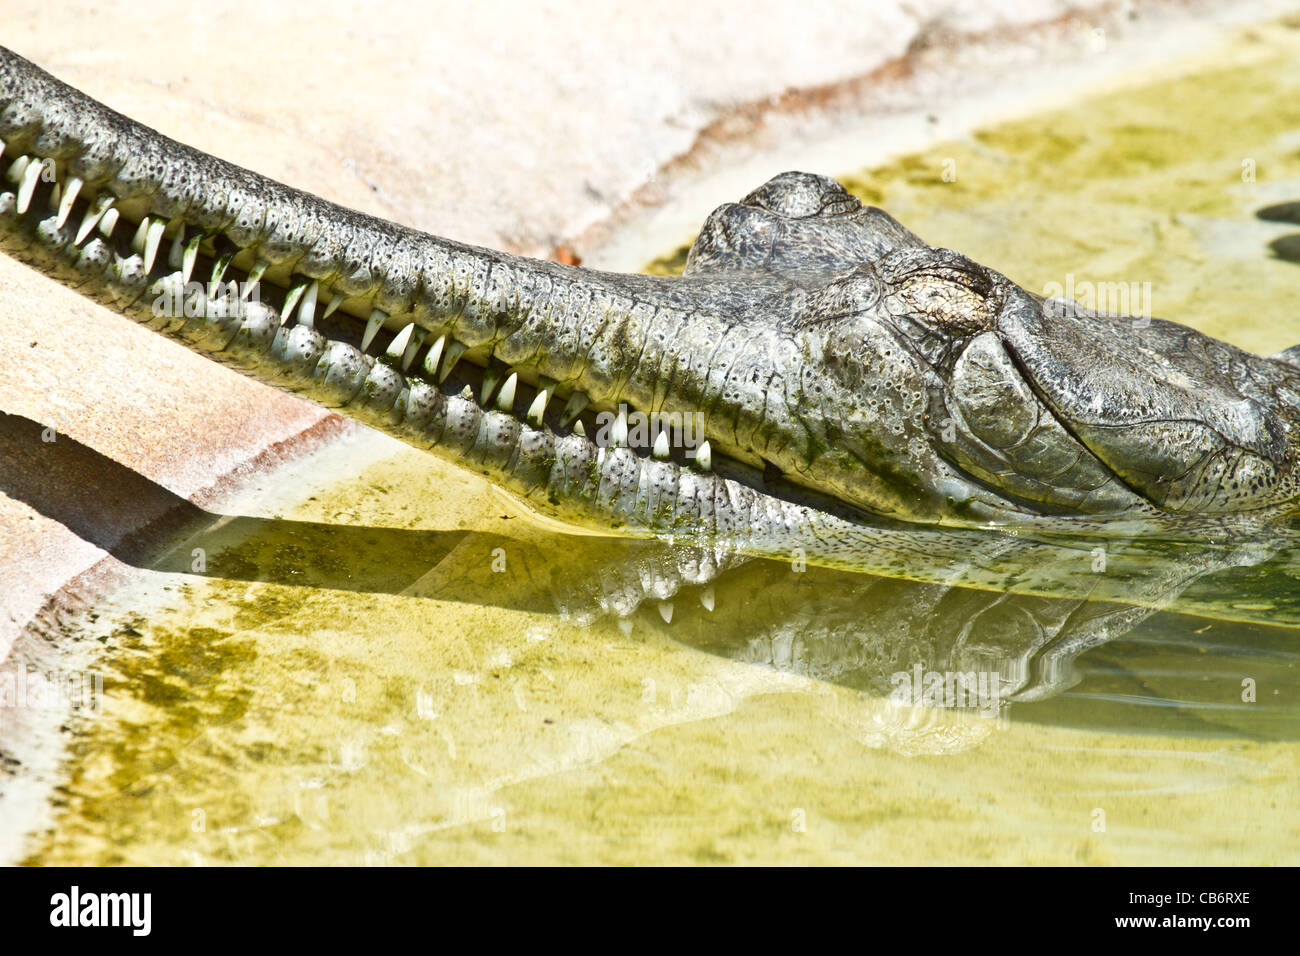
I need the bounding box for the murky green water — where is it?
[21,20,1300,865]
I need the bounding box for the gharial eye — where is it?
[890,267,998,335]
[803,273,882,324]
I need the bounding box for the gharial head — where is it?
[2,32,1296,531]
[670,170,1300,522]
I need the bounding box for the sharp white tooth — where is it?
[611,406,628,447]
[657,601,673,624]
[143,218,165,273]
[323,292,345,318]
[0,142,5,162]
[560,391,588,426]
[422,335,446,379]
[297,280,319,329]
[386,322,416,363]
[652,430,670,459]
[210,251,232,287]
[97,206,119,238]
[282,281,307,321]
[572,419,586,437]
[481,367,503,405]
[75,195,113,243]
[242,261,269,300]
[438,340,467,382]
[696,440,711,472]
[401,325,426,370]
[617,618,633,636]
[496,372,518,411]
[700,586,715,612]
[16,158,43,214]
[525,389,549,426]
[182,234,202,285]
[130,216,149,254]
[362,308,387,351]
[6,154,29,185]
[168,226,185,269]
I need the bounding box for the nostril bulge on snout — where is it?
[741,171,858,219]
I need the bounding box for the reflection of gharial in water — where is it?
[4,46,1300,584]
[344,514,1294,718]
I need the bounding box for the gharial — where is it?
[3,44,1300,595]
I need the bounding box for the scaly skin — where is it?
[2,45,1299,587]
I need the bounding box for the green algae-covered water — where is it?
[20,20,1300,865]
